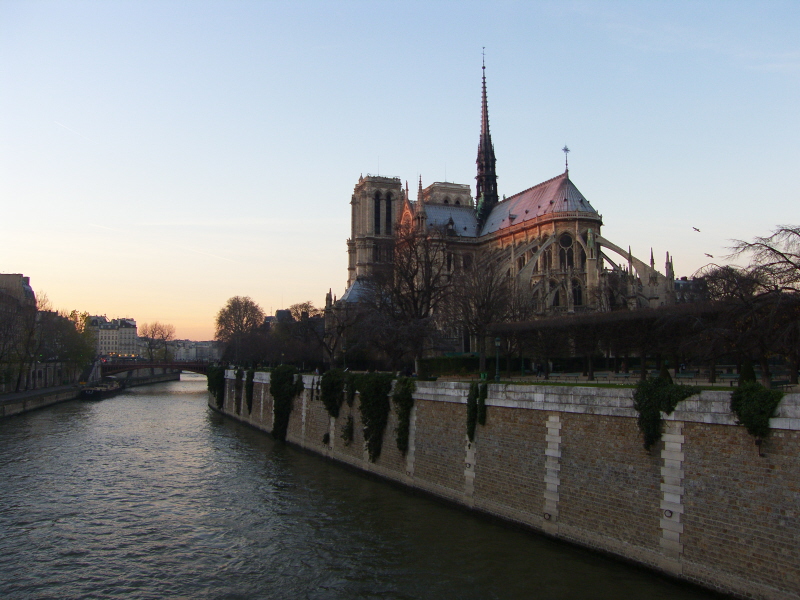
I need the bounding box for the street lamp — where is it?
[495,337,501,382]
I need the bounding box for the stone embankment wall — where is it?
[212,372,800,600]
[0,387,80,418]
[121,371,181,387]
[0,371,181,418]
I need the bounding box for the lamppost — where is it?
[495,337,501,382]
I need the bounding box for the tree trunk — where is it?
[414,356,425,379]
[639,349,647,382]
[759,357,771,388]
[708,357,717,384]
[478,336,487,373]
[587,355,595,381]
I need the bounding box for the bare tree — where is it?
[321,301,361,368]
[140,321,176,364]
[0,290,23,374]
[730,225,800,293]
[504,283,539,376]
[359,277,412,371]
[288,301,323,321]
[365,222,452,373]
[215,296,265,363]
[450,249,511,372]
[730,226,800,384]
[11,294,50,391]
[156,323,176,361]
[697,262,792,386]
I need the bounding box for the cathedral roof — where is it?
[423,204,479,237]
[479,171,600,236]
[340,277,370,303]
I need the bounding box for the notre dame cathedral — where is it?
[338,63,676,315]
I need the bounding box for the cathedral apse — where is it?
[342,62,676,317]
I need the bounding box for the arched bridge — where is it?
[101,361,211,377]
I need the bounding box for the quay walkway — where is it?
[0,371,183,419]
[445,371,799,392]
[0,385,80,418]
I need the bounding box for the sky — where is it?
[1,1,798,340]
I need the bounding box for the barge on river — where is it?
[80,379,122,400]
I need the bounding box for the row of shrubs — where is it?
[208,365,784,455]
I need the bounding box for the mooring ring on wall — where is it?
[544,513,551,520]
[664,509,673,518]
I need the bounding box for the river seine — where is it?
[0,374,720,599]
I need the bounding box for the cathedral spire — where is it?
[416,175,426,228]
[476,53,498,228]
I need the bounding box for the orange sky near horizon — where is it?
[3,2,798,341]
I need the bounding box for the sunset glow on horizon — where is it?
[2,1,798,340]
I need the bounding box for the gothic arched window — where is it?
[385,193,393,234]
[572,280,583,306]
[532,289,542,312]
[374,191,382,235]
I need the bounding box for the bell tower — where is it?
[347,175,403,288]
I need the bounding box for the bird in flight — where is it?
[693,227,701,232]
[704,253,714,258]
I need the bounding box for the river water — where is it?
[0,374,720,599]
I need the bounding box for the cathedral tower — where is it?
[476,59,499,228]
[346,175,403,288]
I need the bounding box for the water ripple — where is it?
[0,375,718,600]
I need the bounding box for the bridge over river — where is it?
[100,361,210,377]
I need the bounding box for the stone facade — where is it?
[214,373,800,600]
[86,315,138,357]
[341,68,677,317]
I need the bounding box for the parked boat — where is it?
[80,379,122,400]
